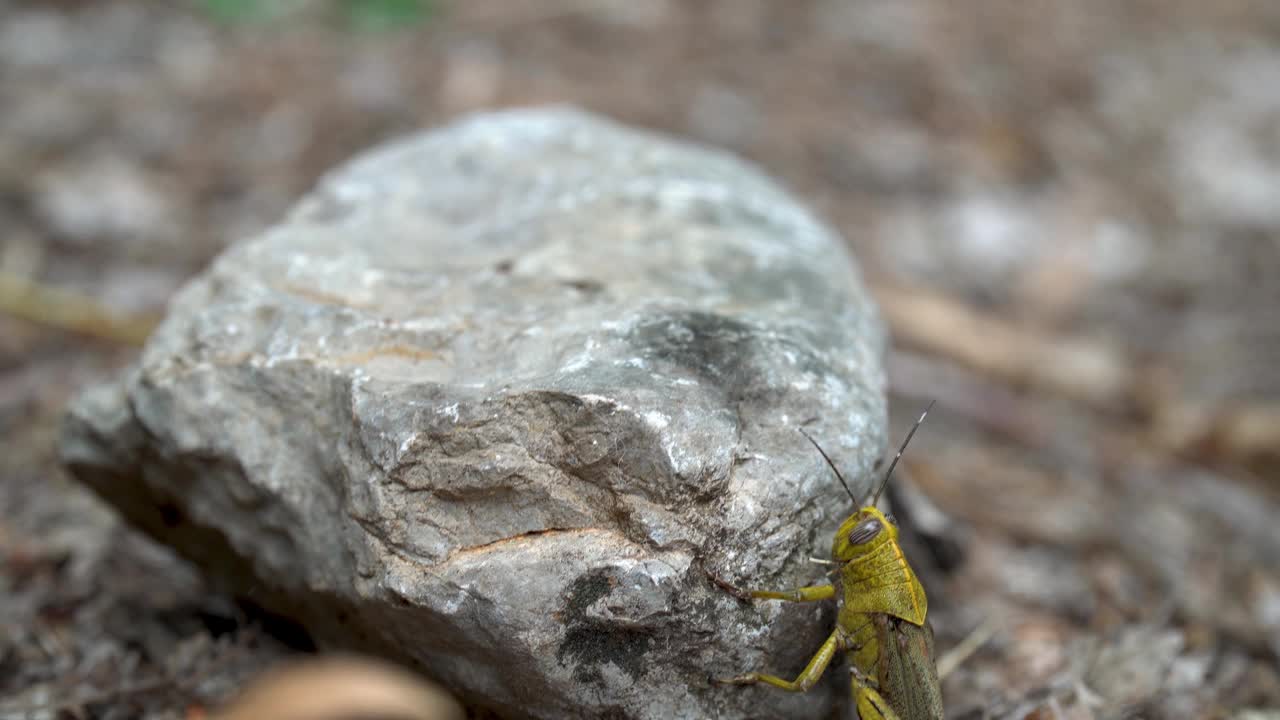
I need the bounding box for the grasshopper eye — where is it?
[847,518,882,545]
[884,513,897,526]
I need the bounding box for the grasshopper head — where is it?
[831,505,898,563]
[803,401,934,567]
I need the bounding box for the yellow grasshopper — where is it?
[709,402,944,720]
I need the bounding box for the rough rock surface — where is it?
[60,108,887,719]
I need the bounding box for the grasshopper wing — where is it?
[874,614,944,720]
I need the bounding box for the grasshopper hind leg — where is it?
[851,671,900,720]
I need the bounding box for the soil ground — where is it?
[2,1,1279,718]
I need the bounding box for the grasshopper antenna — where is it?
[870,399,936,507]
[798,427,858,505]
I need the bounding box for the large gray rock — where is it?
[60,108,887,719]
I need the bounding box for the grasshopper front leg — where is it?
[704,569,836,603]
[713,630,841,692]
[743,584,836,602]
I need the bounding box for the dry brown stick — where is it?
[872,282,1134,410]
[881,286,1280,468]
[936,616,998,680]
[0,269,159,345]
[1148,401,1280,474]
[887,349,1050,448]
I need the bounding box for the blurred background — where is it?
[1,1,1278,717]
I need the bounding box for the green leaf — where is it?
[344,0,433,31]
[201,0,281,24]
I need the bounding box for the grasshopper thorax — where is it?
[831,505,928,625]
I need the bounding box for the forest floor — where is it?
[1,1,1278,718]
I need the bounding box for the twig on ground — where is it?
[0,270,158,346]
[937,617,998,680]
[873,283,1134,411]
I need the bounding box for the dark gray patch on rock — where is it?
[557,570,653,684]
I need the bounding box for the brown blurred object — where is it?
[210,655,465,720]
[874,282,1134,411]
[1154,400,1280,470]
